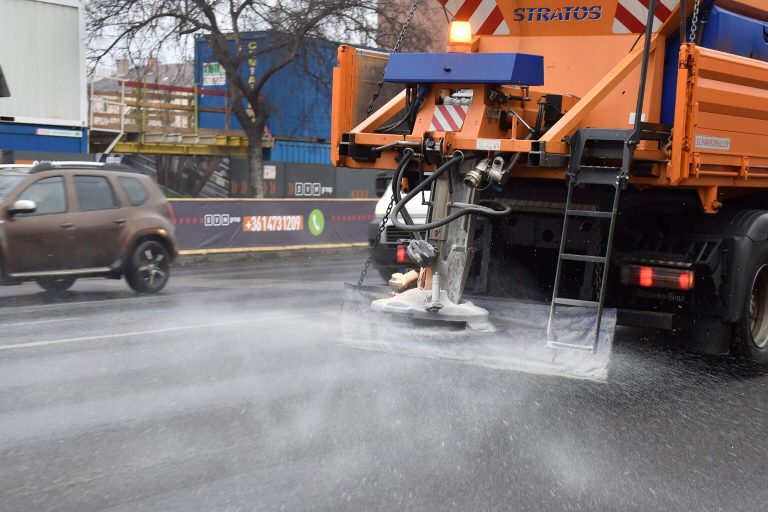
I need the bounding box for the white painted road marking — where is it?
[0,292,205,313]
[0,312,326,352]
[0,317,84,328]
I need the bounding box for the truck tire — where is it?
[734,261,768,364]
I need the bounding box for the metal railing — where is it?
[89,77,232,138]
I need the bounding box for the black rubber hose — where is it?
[392,148,418,229]
[391,154,511,232]
[376,86,416,133]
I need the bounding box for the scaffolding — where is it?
[89,77,272,157]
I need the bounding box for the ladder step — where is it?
[565,209,613,219]
[572,166,627,186]
[560,254,606,263]
[553,297,600,308]
[547,340,596,352]
[579,165,622,173]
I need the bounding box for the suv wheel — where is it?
[36,276,76,293]
[126,240,170,294]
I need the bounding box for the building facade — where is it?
[0,0,88,158]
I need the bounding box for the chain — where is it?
[364,0,422,118]
[358,195,396,286]
[356,0,421,286]
[689,0,701,43]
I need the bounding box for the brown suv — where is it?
[0,162,177,293]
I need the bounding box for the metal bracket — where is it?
[740,156,750,180]
[339,133,379,162]
[527,141,569,168]
[423,135,443,166]
[692,152,701,177]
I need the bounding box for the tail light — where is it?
[622,265,694,291]
[396,245,408,264]
[166,202,176,224]
[639,266,654,287]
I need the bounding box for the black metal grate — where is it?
[384,226,411,244]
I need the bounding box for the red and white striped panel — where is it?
[430,104,469,132]
[437,0,510,36]
[613,0,677,33]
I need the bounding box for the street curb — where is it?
[175,246,370,267]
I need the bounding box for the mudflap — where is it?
[341,283,615,381]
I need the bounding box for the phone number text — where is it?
[243,215,304,232]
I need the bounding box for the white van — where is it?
[368,178,429,281]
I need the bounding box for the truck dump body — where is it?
[333,0,768,212]
[334,0,768,366]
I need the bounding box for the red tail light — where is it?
[396,245,408,264]
[639,266,654,287]
[166,202,176,224]
[622,265,694,291]
[678,271,693,291]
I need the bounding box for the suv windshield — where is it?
[0,175,25,200]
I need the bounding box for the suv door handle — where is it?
[60,222,75,229]
[114,219,127,225]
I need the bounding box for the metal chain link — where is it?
[364,0,423,118]
[358,195,396,286]
[356,0,422,286]
[689,0,701,43]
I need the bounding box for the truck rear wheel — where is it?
[735,263,768,363]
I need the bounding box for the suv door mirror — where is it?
[8,199,36,215]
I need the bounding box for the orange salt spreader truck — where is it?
[333,0,768,374]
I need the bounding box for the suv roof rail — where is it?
[0,164,34,171]
[29,161,139,174]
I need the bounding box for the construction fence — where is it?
[116,154,381,200]
[170,198,377,254]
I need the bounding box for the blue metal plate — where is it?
[383,52,544,85]
[701,6,768,63]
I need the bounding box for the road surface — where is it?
[0,253,766,511]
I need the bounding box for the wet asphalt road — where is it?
[0,252,767,512]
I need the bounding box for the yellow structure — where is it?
[89,78,272,157]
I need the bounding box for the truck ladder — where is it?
[546,128,634,352]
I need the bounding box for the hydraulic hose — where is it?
[391,153,512,232]
[392,148,418,229]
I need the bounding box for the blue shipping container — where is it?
[266,140,331,164]
[194,33,336,142]
[0,122,87,153]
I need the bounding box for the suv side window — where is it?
[74,175,118,211]
[17,176,67,215]
[118,176,149,206]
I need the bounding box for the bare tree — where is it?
[377,0,449,53]
[87,0,401,197]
